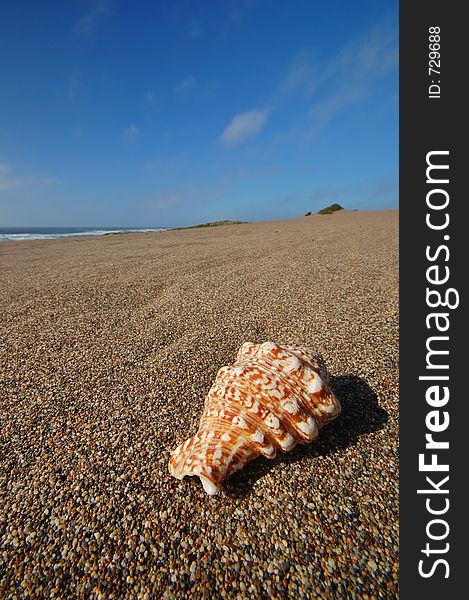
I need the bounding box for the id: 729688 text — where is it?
[428,26,441,99]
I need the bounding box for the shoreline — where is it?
[0,209,398,245]
[0,227,167,244]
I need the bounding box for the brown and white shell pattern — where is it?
[168,341,341,495]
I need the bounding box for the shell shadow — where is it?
[223,375,388,498]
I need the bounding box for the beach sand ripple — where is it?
[0,211,398,598]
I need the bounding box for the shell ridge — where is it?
[242,354,323,416]
[214,365,319,440]
[203,394,286,457]
[169,433,226,493]
[206,393,276,437]
[171,417,267,484]
[218,352,310,409]
[207,400,279,466]
[214,436,251,479]
[281,344,325,367]
[211,374,308,442]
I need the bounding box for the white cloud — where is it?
[269,20,398,143]
[227,0,254,25]
[124,124,140,138]
[186,21,202,38]
[175,76,198,94]
[0,163,58,193]
[143,185,211,212]
[0,163,19,191]
[74,0,113,37]
[144,91,155,104]
[67,70,82,102]
[144,193,184,211]
[0,163,10,176]
[217,19,396,149]
[278,50,318,98]
[220,110,269,147]
[304,21,397,139]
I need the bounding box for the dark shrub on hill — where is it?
[318,203,344,215]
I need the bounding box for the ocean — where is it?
[0,226,167,243]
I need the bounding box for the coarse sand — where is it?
[0,210,399,598]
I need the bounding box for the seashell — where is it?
[168,341,341,495]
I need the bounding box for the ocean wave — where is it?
[0,228,167,242]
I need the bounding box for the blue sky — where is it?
[0,1,398,227]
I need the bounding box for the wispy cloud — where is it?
[277,49,318,99]
[175,75,198,94]
[143,154,187,175]
[67,70,82,102]
[220,109,269,148]
[141,164,283,218]
[227,0,254,25]
[219,20,396,149]
[144,192,184,211]
[143,186,206,211]
[74,0,113,37]
[143,173,242,213]
[144,91,156,104]
[124,124,140,138]
[0,163,58,193]
[0,163,19,191]
[303,21,398,139]
[185,20,202,39]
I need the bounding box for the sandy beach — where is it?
[0,210,399,598]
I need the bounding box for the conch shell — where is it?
[169,342,341,495]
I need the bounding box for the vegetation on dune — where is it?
[173,220,247,230]
[317,203,344,215]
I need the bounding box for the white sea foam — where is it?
[0,228,167,243]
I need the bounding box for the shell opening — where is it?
[199,475,219,496]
